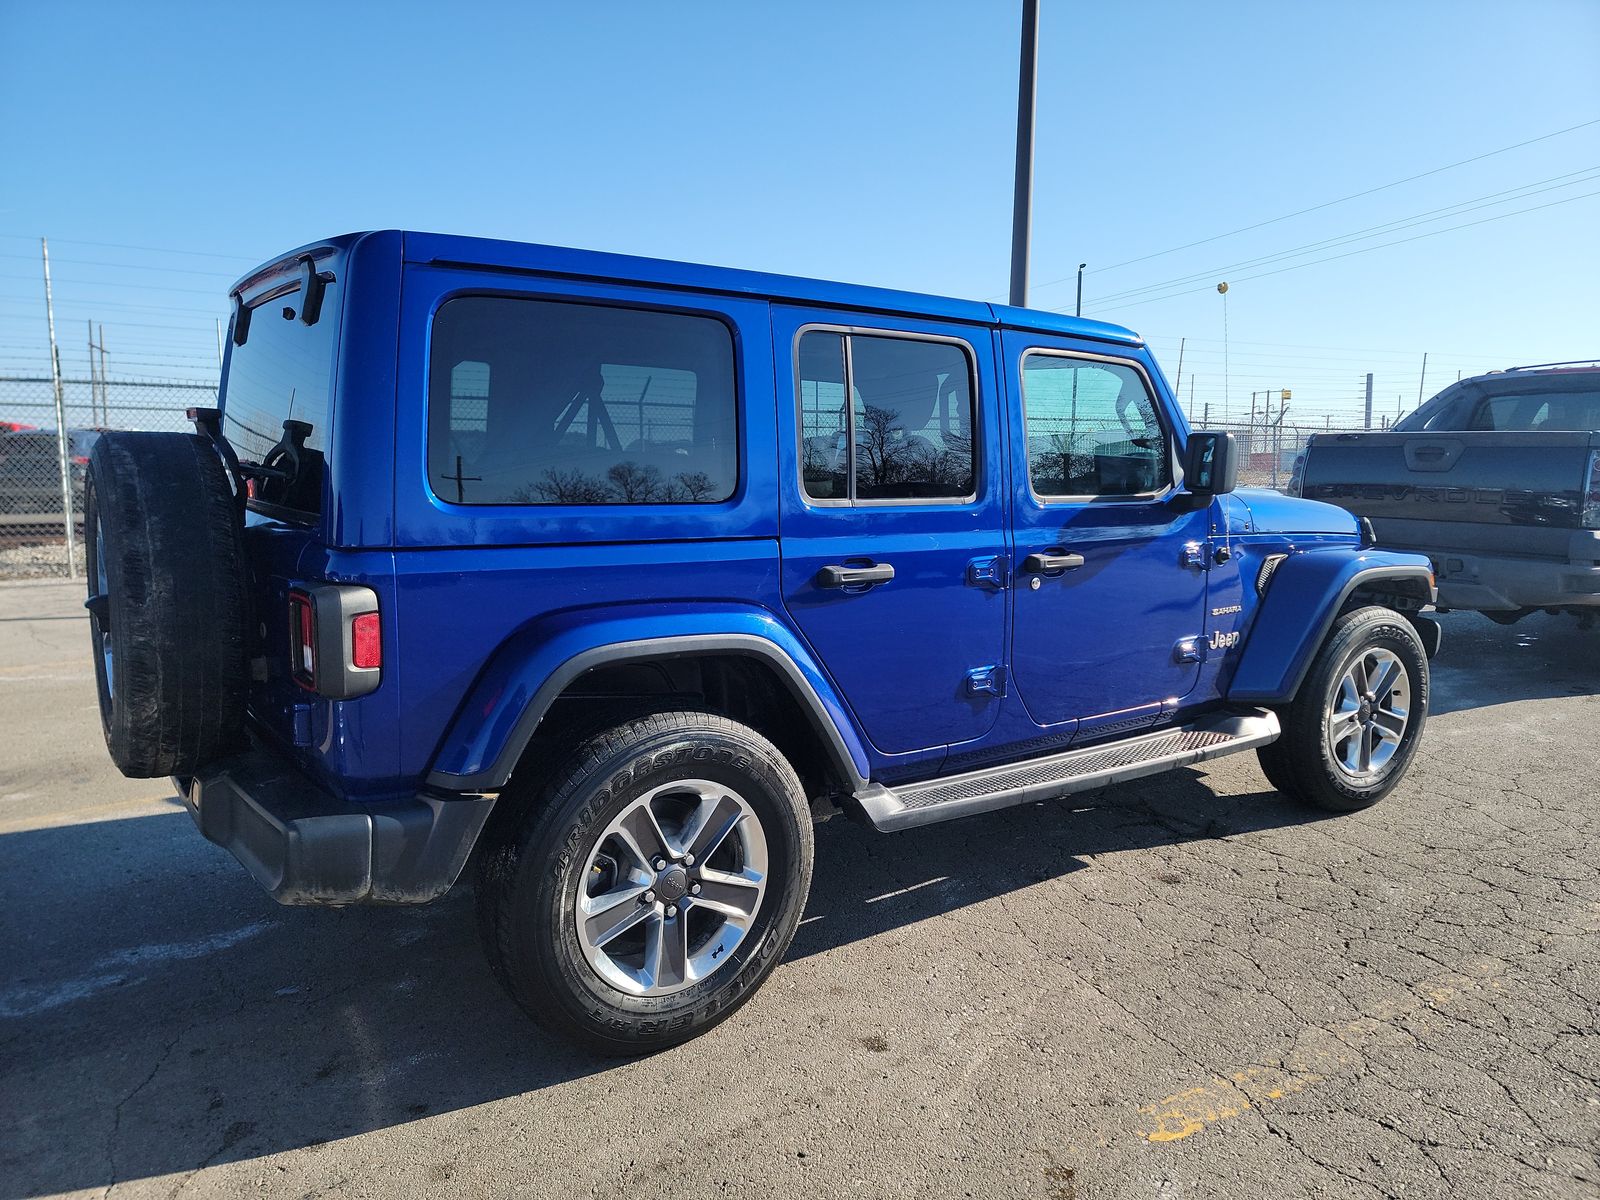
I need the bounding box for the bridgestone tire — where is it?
[476,711,813,1054]
[1257,605,1429,813]
[85,432,251,778]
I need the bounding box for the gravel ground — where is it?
[0,582,1595,1199]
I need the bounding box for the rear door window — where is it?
[427,297,738,506]
[796,329,976,503]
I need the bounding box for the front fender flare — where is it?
[425,606,870,793]
[1227,549,1435,705]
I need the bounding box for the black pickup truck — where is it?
[1294,362,1600,626]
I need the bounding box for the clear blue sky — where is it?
[2,0,1597,426]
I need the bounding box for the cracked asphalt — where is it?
[1,580,1596,1199]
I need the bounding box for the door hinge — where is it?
[966,664,1008,697]
[966,555,1009,590]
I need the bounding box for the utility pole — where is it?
[1416,352,1429,407]
[97,324,107,424]
[87,321,98,423]
[1075,262,1086,316]
[216,318,225,369]
[1248,392,1258,456]
[1008,0,1040,308]
[1172,337,1185,407]
[87,323,111,424]
[1364,372,1374,430]
[41,238,77,577]
[1271,398,1290,491]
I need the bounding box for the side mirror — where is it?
[1183,431,1238,498]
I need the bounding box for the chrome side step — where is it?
[854,708,1280,833]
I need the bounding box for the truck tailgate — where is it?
[1300,430,1599,559]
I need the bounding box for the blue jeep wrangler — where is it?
[83,232,1437,1051]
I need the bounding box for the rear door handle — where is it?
[817,562,896,589]
[1021,551,1085,573]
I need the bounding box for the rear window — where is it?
[221,278,341,516]
[427,296,738,506]
[1466,388,1600,431]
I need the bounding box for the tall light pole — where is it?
[1217,281,1230,424]
[1075,262,1086,316]
[1008,0,1040,308]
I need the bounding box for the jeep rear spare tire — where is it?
[85,432,251,778]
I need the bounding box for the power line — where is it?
[1091,186,1600,315]
[0,271,225,297]
[0,252,237,279]
[1086,166,1600,307]
[1028,116,1600,293]
[0,232,258,262]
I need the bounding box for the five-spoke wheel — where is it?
[476,711,812,1053]
[576,780,768,996]
[1325,646,1410,778]
[1258,605,1429,812]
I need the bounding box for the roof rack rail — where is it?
[1504,359,1600,372]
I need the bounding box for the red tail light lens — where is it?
[288,591,316,689]
[351,612,381,669]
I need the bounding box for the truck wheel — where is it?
[1257,606,1428,812]
[476,711,813,1053]
[85,432,251,778]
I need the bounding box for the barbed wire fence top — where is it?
[0,375,213,580]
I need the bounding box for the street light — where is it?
[1217,281,1230,423]
[1075,263,1086,317]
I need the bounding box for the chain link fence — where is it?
[1,375,214,580]
[1190,418,1372,491]
[1,370,1381,580]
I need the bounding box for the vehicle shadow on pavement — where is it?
[0,768,1326,1198]
[1425,610,1600,718]
[791,767,1327,964]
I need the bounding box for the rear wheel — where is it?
[476,711,813,1053]
[1258,606,1428,812]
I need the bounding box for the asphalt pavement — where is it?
[1,581,1596,1199]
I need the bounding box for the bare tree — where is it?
[606,461,665,502]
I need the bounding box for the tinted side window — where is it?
[1021,355,1169,497]
[795,329,977,504]
[428,297,738,506]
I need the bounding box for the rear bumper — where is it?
[1429,550,1600,611]
[176,748,495,905]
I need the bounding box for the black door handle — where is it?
[1021,551,1085,573]
[817,562,895,589]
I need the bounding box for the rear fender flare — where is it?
[1227,550,1435,704]
[425,607,869,793]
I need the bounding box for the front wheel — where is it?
[476,711,813,1054]
[1257,605,1429,812]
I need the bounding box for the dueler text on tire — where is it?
[1257,605,1429,812]
[85,432,251,778]
[476,711,814,1054]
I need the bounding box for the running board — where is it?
[853,709,1280,833]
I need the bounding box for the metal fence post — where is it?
[41,238,78,578]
